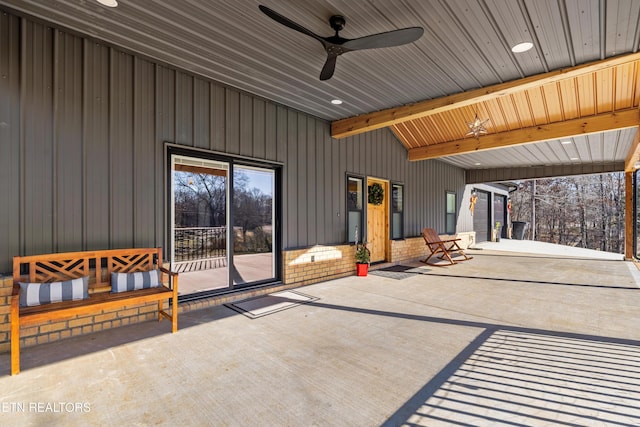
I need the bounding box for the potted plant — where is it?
[355,243,370,276]
[494,221,502,242]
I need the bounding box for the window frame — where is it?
[346,174,365,244]
[445,191,457,235]
[390,182,404,240]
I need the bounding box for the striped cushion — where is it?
[111,270,161,293]
[19,276,89,307]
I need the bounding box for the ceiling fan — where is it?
[259,5,424,81]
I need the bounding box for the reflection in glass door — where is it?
[171,155,230,294]
[232,166,275,285]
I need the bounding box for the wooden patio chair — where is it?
[421,228,473,266]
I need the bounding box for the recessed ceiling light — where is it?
[511,42,533,53]
[570,157,579,161]
[330,99,343,105]
[561,140,572,145]
[474,162,482,166]
[96,0,118,7]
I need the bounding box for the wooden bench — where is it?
[10,247,178,375]
[421,228,473,266]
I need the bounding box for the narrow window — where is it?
[635,171,640,259]
[391,184,404,239]
[347,176,364,243]
[446,191,457,234]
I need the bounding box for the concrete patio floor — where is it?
[2,247,640,426]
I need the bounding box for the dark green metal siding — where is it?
[0,10,466,273]
[0,12,21,271]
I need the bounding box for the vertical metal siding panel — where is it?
[193,77,209,149]
[323,125,333,241]
[331,134,342,243]
[239,93,252,157]
[345,135,354,174]
[374,130,382,177]
[109,48,134,248]
[423,162,430,233]
[296,114,307,245]
[389,131,404,181]
[253,98,266,159]
[373,130,381,176]
[371,131,378,175]
[315,120,325,243]
[133,57,155,247]
[440,162,448,232]
[357,134,365,175]
[275,105,287,164]
[55,31,83,253]
[286,110,298,247]
[306,117,317,244]
[276,106,288,245]
[225,88,240,154]
[175,71,193,146]
[425,161,433,231]
[23,21,54,256]
[155,66,175,143]
[210,84,225,152]
[383,131,391,177]
[438,162,447,232]
[0,12,21,272]
[155,65,174,251]
[360,133,368,176]
[264,102,277,161]
[353,134,361,176]
[406,163,415,236]
[84,40,110,250]
[338,131,347,243]
[391,133,399,183]
[411,162,419,236]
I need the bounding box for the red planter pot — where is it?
[356,263,369,277]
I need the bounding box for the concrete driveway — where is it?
[1,248,639,426]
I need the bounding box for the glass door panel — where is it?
[232,166,275,285]
[171,155,230,294]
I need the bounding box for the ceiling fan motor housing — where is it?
[329,15,346,32]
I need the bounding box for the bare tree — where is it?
[510,172,625,254]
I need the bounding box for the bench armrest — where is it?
[158,266,179,294]
[159,266,178,277]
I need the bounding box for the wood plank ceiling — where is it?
[1,0,640,179]
[332,54,640,173]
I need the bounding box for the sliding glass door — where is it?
[170,151,278,296]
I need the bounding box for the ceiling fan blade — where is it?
[259,5,325,44]
[320,54,338,81]
[343,27,424,51]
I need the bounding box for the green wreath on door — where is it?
[368,183,384,205]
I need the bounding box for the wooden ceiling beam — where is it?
[408,109,640,161]
[624,126,640,172]
[331,52,640,139]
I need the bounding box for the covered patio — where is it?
[2,245,639,426]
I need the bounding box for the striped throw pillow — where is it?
[111,270,161,293]
[19,276,89,307]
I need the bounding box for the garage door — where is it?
[473,190,490,242]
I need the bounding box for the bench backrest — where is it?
[13,248,163,294]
